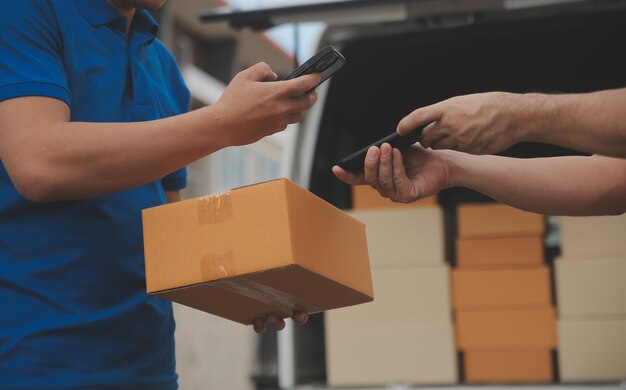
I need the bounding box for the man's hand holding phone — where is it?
[214,63,320,148]
[215,46,345,150]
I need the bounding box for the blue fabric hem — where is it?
[5,386,178,390]
[161,175,187,191]
[0,82,71,107]
[2,381,178,390]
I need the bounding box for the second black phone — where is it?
[336,127,426,171]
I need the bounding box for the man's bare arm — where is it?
[0,97,220,202]
[450,153,626,216]
[397,88,626,157]
[521,89,626,157]
[0,64,319,202]
[334,145,626,216]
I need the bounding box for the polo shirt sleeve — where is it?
[161,167,187,191]
[0,0,70,106]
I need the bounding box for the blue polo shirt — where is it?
[0,1,189,389]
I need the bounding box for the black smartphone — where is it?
[282,45,346,88]
[336,126,426,171]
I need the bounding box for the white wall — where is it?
[174,305,257,390]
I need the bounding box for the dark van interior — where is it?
[311,6,626,209]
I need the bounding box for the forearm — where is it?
[1,66,320,202]
[517,89,626,157]
[6,104,225,201]
[447,152,626,216]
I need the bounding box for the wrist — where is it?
[509,93,541,143]
[516,92,568,144]
[441,150,472,189]
[171,105,232,157]
[200,104,236,150]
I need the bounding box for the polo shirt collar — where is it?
[73,0,123,27]
[73,1,159,44]
[134,9,160,44]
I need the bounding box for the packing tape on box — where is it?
[202,252,236,278]
[197,192,233,225]
[213,278,320,317]
[200,253,318,316]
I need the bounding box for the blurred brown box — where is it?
[556,257,626,319]
[456,236,544,268]
[349,208,444,269]
[559,319,626,382]
[452,266,552,310]
[457,203,545,239]
[352,185,437,210]
[464,350,553,384]
[455,308,557,350]
[560,215,626,259]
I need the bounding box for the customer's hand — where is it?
[332,143,454,203]
[252,310,309,334]
[214,62,320,147]
[397,92,523,155]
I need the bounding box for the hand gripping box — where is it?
[142,179,374,325]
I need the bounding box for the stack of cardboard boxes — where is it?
[556,214,626,382]
[452,203,556,384]
[325,187,457,387]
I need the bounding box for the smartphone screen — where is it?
[282,45,346,89]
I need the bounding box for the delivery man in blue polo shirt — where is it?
[0,0,318,388]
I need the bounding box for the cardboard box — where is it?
[352,184,437,210]
[327,266,452,328]
[457,203,545,239]
[326,323,457,386]
[349,208,444,269]
[559,319,626,382]
[556,257,626,319]
[452,266,552,310]
[456,236,544,268]
[455,308,557,350]
[142,179,373,325]
[464,350,553,384]
[560,215,626,259]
